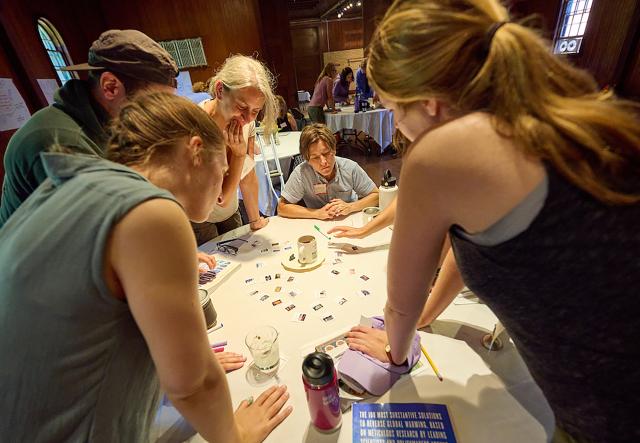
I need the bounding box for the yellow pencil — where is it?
[420,344,443,382]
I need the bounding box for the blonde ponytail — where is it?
[368,0,640,204]
[107,92,224,166]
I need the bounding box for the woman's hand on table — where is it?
[196,252,217,273]
[224,118,247,157]
[249,216,269,231]
[214,351,247,373]
[346,326,389,363]
[328,225,367,239]
[235,385,293,443]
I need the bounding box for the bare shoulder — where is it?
[104,198,194,300]
[405,113,546,232]
[109,198,195,266]
[114,198,189,239]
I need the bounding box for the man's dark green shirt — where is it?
[0,80,109,227]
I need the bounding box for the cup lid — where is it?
[302,352,335,385]
[198,289,209,305]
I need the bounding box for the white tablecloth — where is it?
[253,131,301,216]
[152,214,554,443]
[325,106,394,151]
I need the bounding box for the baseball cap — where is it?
[62,29,178,86]
[337,316,421,396]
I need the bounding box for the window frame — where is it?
[36,17,78,85]
[552,0,594,55]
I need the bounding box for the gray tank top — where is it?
[0,153,177,442]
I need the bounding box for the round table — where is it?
[151,214,554,443]
[324,106,394,152]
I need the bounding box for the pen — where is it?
[421,344,443,382]
[314,224,331,240]
[212,346,225,353]
[210,340,227,348]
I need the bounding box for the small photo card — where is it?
[291,312,307,322]
[322,313,335,323]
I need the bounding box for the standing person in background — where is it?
[276,95,297,132]
[333,67,354,105]
[0,92,291,443]
[307,63,337,124]
[0,29,178,227]
[196,55,277,245]
[355,58,373,100]
[347,1,640,442]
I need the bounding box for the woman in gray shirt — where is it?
[0,92,291,442]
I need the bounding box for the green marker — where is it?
[314,224,331,240]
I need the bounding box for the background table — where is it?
[252,131,301,216]
[152,214,554,443]
[324,106,394,152]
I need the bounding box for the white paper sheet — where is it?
[36,78,60,105]
[0,78,31,131]
[176,71,192,97]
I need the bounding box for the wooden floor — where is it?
[339,144,403,187]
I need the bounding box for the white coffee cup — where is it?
[362,206,381,224]
[298,235,318,264]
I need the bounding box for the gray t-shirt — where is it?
[0,153,176,442]
[281,156,376,209]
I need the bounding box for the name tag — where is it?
[279,122,287,128]
[313,183,327,195]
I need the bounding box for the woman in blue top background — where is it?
[355,58,373,100]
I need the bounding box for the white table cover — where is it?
[151,214,554,443]
[325,106,394,151]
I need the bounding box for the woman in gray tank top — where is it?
[344,1,640,442]
[0,92,291,442]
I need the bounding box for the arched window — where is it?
[37,18,77,85]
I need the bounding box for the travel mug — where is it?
[302,352,342,432]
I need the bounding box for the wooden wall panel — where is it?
[620,36,640,99]
[567,0,639,87]
[290,17,363,97]
[363,0,392,51]
[0,0,105,108]
[508,0,563,38]
[257,0,296,106]
[97,0,266,83]
[290,21,326,96]
[327,18,364,51]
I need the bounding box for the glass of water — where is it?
[245,325,280,374]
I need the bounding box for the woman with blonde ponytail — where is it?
[345,1,640,442]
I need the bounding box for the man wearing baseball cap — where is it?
[0,29,178,226]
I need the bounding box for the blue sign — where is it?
[353,403,457,443]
